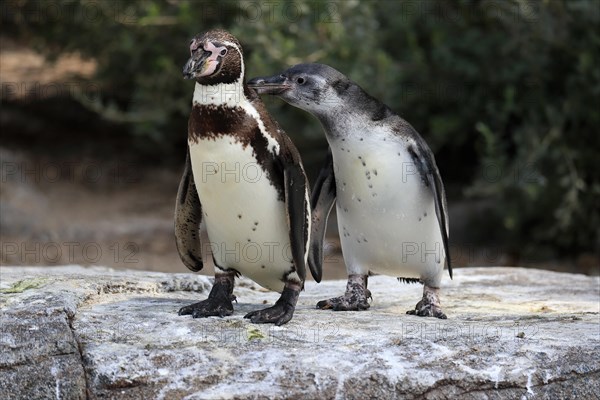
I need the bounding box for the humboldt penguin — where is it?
[175,30,315,325]
[248,63,452,318]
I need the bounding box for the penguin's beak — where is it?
[247,75,291,95]
[182,50,212,80]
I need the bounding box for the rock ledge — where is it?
[1,266,598,399]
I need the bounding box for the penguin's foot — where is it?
[244,282,300,326]
[179,272,235,318]
[178,297,234,318]
[407,285,447,319]
[316,274,371,311]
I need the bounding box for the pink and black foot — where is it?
[179,272,236,318]
[407,285,447,319]
[244,281,301,326]
[316,274,372,311]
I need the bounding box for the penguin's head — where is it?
[247,63,350,116]
[183,29,244,85]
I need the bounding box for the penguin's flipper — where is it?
[174,148,204,272]
[407,140,452,279]
[283,160,310,282]
[308,148,336,283]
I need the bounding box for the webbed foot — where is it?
[244,282,300,326]
[316,274,371,311]
[179,272,235,318]
[179,297,234,318]
[407,285,447,319]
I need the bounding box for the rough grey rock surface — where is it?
[0,266,598,399]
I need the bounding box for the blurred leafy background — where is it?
[1,0,598,273]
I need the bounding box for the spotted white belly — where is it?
[189,137,295,292]
[331,134,445,282]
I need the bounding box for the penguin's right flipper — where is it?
[407,137,452,279]
[308,148,336,282]
[174,148,204,272]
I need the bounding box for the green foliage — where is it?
[3,0,599,258]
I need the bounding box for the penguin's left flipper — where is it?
[174,148,204,272]
[407,137,453,279]
[307,148,336,283]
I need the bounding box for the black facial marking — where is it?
[190,30,243,86]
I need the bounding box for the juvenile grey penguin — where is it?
[175,30,315,325]
[248,63,452,318]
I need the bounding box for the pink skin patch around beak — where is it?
[189,40,228,78]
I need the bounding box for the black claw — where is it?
[244,283,300,325]
[406,306,447,319]
[178,297,234,318]
[179,273,235,318]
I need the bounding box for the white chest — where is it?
[188,137,293,291]
[329,133,443,277]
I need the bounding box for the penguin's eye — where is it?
[296,77,306,85]
[220,48,228,56]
